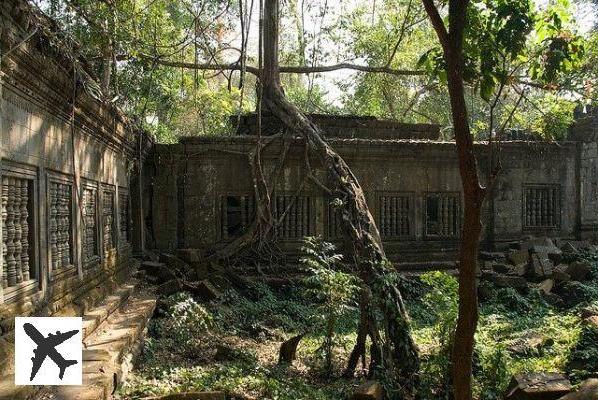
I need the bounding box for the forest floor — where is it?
[116,260,598,400]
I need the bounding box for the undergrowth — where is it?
[117,257,598,400]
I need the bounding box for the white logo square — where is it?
[14,317,83,386]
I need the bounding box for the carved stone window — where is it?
[379,193,413,238]
[275,195,312,239]
[49,182,73,270]
[523,185,560,229]
[327,200,344,239]
[2,176,34,288]
[119,192,131,244]
[221,195,255,239]
[425,192,461,238]
[103,190,116,255]
[82,186,99,267]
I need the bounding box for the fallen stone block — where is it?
[509,263,528,277]
[557,378,598,400]
[192,280,222,301]
[552,265,571,283]
[566,260,591,281]
[481,251,507,261]
[160,253,192,273]
[350,381,384,400]
[157,279,184,296]
[141,261,176,281]
[505,373,572,400]
[489,274,528,291]
[538,279,554,295]
[509,249,530,266]
[530,253,554,280]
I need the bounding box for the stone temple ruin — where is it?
[0,0,598,398]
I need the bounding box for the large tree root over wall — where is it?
[207,0,420,396]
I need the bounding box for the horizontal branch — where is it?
[279,63,425,76]
[136,54,426,77]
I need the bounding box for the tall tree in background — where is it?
[421,2,484,398]
[421,0,586,398]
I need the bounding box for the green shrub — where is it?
[417,272,459,399]
[159,292,213,345]
[476,345,511,400]
[301,236,359,376]
[566,324,598,382]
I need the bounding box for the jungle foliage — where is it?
[33,0,596,142]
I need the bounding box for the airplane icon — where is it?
[23,323,79,381]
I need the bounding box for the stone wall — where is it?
[0,0,150,340]
[570,107,598,239]
[149,133,583,263]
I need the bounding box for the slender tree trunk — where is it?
[446,56,485,400]
[421,1,486,398]
[259,0,419,393]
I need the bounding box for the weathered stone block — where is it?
[509,249,530,266]
[552,265,571,282]
[566,260,591,281]
[505,373,572,400]
[538,279,554,295]
[530,253,554,280]
[489,274,528,290]
[556,378,598,400]
[350,381,384,400]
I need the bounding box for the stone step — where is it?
[40,290,156,400]
[0,277,149,400]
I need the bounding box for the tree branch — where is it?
[134,54,426,77]
[421,0,448,49]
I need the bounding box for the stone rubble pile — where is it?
[479,238,596,305]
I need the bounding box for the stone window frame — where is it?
[376,191,416,240]
[522,184,561,230]
[1,161,40,304]
[81,179,101,273]
[218,192,256,241]
[46,171,77,281]
[101,185,117,258]
[325,197,345,240]
[273,192,316,241]
[118,186,132,248]
[423,191,462,239]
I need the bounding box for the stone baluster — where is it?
[13,179,23,283]
[50,183,58,269]
[62,185,71,266]
[20,181,30,281]
[6,178,17,286]
[1,178,8,289]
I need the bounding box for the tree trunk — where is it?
[421,1,486,398]
[260,0,419,394]
[446,56,485,400]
